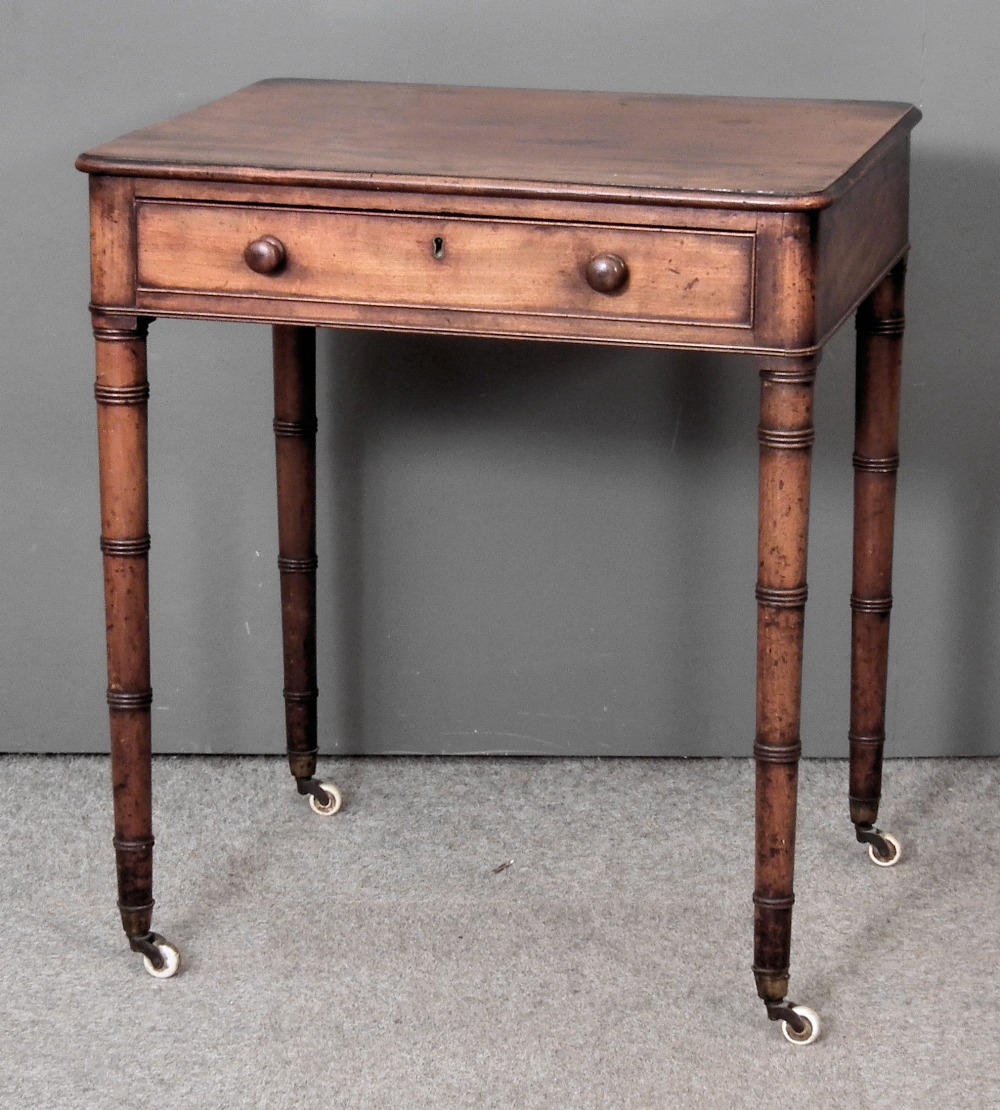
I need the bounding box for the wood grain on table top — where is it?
[77,80,920,210]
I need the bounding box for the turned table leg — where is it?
[849,259,907,867]
[94,313,179,978]
[752,355,820,1044]
[272,325,342,816]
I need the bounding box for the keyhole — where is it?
[432,236,445,260]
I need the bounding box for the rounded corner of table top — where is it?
[75,151,100,175]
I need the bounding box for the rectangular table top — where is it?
[77,80,920,211]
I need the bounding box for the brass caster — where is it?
[296,776,344,816]
[130,932,181,979]
[868,831,902,867]
[857,825,902,867]
[302,779,343,816]
[781,1004,821,1046]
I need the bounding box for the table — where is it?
[77,80,919,1044]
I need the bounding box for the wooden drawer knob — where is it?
[585,252,628,293]
[244,235,286,274]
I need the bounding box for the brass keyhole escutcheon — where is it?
[432,236,445,260]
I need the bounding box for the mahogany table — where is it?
[77,80,919,1044]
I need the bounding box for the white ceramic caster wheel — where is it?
[308,781,343,816]
[781,1004,820,1046]
[142,939,181,979]
[868,832,902,868]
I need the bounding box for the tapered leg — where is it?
[94,313,178,977]
[752,356,819,1041]
[849,259,907,866]
[273,325,342,814]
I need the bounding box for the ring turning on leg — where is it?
[94,313,177,975]
[849,259,907,862]
[272,325,343,815]
[753,356,818,1042]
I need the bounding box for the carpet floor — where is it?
[2,755,998,1109]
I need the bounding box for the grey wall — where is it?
[3,2,998,757]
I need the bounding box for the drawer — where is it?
[136,201,754,329]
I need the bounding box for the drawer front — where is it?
[136,201,754,329]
